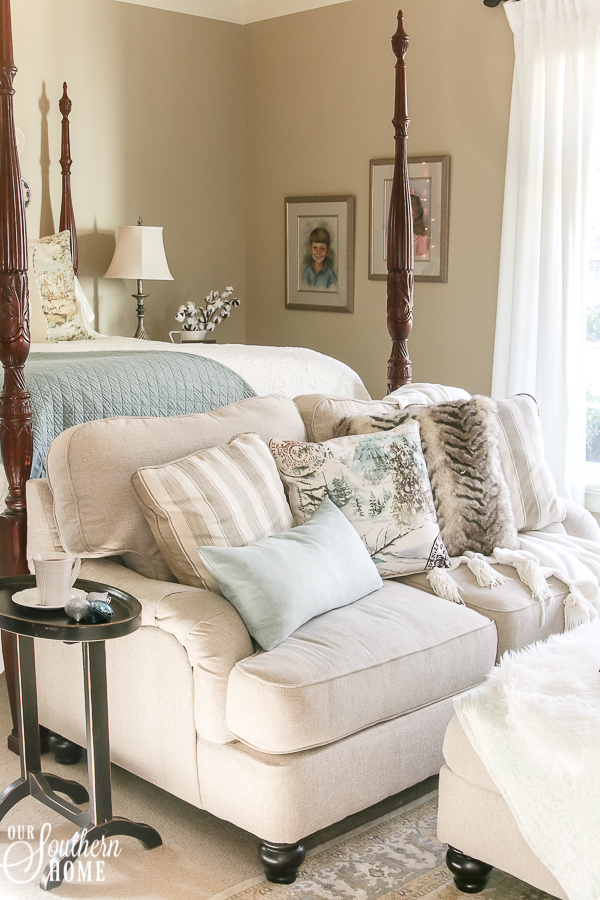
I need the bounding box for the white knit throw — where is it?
[427,531,600,629]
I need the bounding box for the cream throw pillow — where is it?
[131,432,294,590]
[29,231,91,342]
[496,394,566,532]
[269,423,450,579]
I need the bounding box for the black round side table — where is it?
[0,575,162,890]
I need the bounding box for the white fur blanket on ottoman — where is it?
[455,622,600,900]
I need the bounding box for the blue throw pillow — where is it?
[197,498,383,651]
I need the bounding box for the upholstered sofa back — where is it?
[42,394,307,581]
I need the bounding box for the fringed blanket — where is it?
[455,621,600,900]
[426,530,600,630]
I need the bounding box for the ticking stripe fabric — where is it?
[496,394,566,532]
[131,433,294,590]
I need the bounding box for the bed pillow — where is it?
[269,422,450,579]
[408,396,519,557]
[27,251,49,342]
[198,498,383,651]
[496,394,566,532]
[131,432,294,590]
[29,231,92,342]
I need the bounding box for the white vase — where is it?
[169,330,214,344]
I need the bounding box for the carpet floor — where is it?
[0,676,556,900]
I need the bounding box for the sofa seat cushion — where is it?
[400,565,568,659]
[226,581,497,754]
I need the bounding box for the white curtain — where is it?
[492,0,600,503]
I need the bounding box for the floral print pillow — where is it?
[31,231,92,341]
[269,422,449,578]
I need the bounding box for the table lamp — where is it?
[105,217,173,339]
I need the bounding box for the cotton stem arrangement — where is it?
[175,287,241,333]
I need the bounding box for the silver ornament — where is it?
[65,595,91,622]
[86,592,111,605]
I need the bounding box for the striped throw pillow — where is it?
[496,394,566,532]
[131,433,294,590]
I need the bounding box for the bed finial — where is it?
[0,0,33,517]
[59,82,78,275]
[386,9,414,393]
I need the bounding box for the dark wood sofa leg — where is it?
[446,846,493,893]
[259,841,306,884]
[46,732,82,765]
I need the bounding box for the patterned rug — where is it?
[213,794,555,900]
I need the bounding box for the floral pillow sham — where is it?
[269,422,450,579]
[30,231,92,341]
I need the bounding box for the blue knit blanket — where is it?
[24,350,256,478]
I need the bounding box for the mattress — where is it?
[29,334,370,401]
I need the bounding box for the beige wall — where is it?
[12,0,246,343]
[244,0,514,399]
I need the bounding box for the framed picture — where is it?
[369,155,449,283]
[285,195,354,312]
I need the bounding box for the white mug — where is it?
[32,553,81,606]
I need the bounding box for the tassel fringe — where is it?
[465,554,511,588]
[513,558,552,625]
[564,588,600,631]
[427,568,465,604]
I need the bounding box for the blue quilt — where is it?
[24,350,257,478]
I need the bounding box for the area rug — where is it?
[214,794,555,900]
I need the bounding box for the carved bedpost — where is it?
[386,10,413,393]
[0,0,32,521]
[0,0,32,757]
[59,83,78,274]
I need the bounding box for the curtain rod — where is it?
[483,0,519,6]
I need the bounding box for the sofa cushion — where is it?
[199,499,382,651]
[400,565,568,659]
[496,394,566,532]
[226,580,497,754]
[294,384,470,442]
[46,394,307,581]
[131,432,293,591]
[269,423,450,579]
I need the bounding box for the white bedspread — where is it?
[29,334,370,401]
[456,622,600,900]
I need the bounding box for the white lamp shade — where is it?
[105,225,173,281]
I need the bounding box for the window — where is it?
[585,154,600,505]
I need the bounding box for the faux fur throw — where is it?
[455,622,600,900]
[409,397,519,556]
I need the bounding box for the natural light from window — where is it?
[585,152,600,498]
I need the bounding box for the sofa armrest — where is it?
[561,499,600,542]
[79,557,254,743]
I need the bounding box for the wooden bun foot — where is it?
[259,840,306,884]
[446,846,493,893]
[46,732,82,766]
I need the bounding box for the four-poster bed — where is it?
[0,0,415,756]
[0,6,416,577]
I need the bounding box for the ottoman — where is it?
[437,714,566,898]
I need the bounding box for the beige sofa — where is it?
[25,393,599,883]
